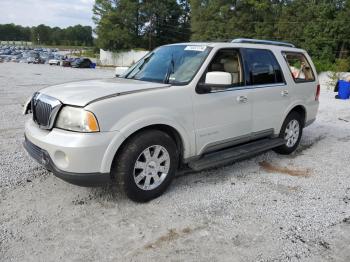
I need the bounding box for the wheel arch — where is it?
[287,105,307,127]
[276,104,307,135]
[101,122,190,175]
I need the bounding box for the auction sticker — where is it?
[184,45,207,52]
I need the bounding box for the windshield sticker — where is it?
[184,45,207,52]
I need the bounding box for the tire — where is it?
[114,130,179,202]
[273,112,303,155]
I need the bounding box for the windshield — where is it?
[122,45,211,85]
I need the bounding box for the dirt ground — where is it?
[0,63,350,262]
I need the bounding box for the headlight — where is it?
[55,106,100,132]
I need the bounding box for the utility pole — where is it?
[148,16,153,50]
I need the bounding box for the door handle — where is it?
[237,95,248,103]
[281,90,289,97]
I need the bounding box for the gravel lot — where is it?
[0,63,350,262]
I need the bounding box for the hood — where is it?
[39,78,170,107]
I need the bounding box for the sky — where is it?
[0,0,95,28]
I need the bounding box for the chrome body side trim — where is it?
[200,128,274,155]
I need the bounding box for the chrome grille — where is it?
[32,93,62,130]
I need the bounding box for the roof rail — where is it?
[231,38,295,48]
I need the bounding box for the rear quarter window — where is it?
[282,52,315,83]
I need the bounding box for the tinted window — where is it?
[283,52,315,82]
[242,49,284,85]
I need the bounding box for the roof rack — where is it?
[231,38,295,48]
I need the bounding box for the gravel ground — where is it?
[0,63,350,262]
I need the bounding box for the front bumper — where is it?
[23,135,111,186]
[24,119,120,186]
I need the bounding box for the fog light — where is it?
[54,150,69,168]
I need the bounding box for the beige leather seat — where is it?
[223,59,240,84]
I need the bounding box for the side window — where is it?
[283,52,315,82]
[241,48,284,86]
[206,49,244,87]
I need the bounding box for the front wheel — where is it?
[114,130,179,202]
[273,112,303,155]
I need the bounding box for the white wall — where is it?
[99,49,149,66]
[0,41,32,45]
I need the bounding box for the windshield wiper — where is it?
[126,53,153,79]
[164,54,175,84]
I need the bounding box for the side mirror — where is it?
[205,71,232,85]
[196,71,232,94]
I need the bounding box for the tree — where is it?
[32,24,51,44]
[93,0,191,51]
[140,0,190,49]
[93,0,141,50]
[189,0,350,70]
[0,23,93,46]
[0,24,31,41]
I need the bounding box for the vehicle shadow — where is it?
[86,132,327,204]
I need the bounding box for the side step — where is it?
[188,138,285,171]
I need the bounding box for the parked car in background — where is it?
[3,56,11,62]
[41,53,54,64]
[48,58,61,66]
[27,52,40,64]
[34,56,45,64]
[61,57,78,67]
[71,58,93,68]
[49,54,64,65]
[0,45,63,65]
[19,52,30,63]
[11,54,23,62]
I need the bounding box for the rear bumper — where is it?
[23,135,111,187]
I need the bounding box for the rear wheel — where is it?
[114,130,179,202]
[274,112,303,155]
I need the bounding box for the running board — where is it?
[188,138,285,171]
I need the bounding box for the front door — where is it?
[193,48,253,155]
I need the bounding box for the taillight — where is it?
[315,84,320,101]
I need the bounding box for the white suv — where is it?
[23,39,320,202]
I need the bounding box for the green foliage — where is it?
[0,23,93,46]
[326,58,350,89]
[32,24,93,46]
[93,0,190,51]
[0,24,31,41]
[335,58,350,72]
[313,59,335,73]
[190,0,280,41]
[313,58,350,75]
[189,0,350,71]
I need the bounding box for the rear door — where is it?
[241,48,289,135]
